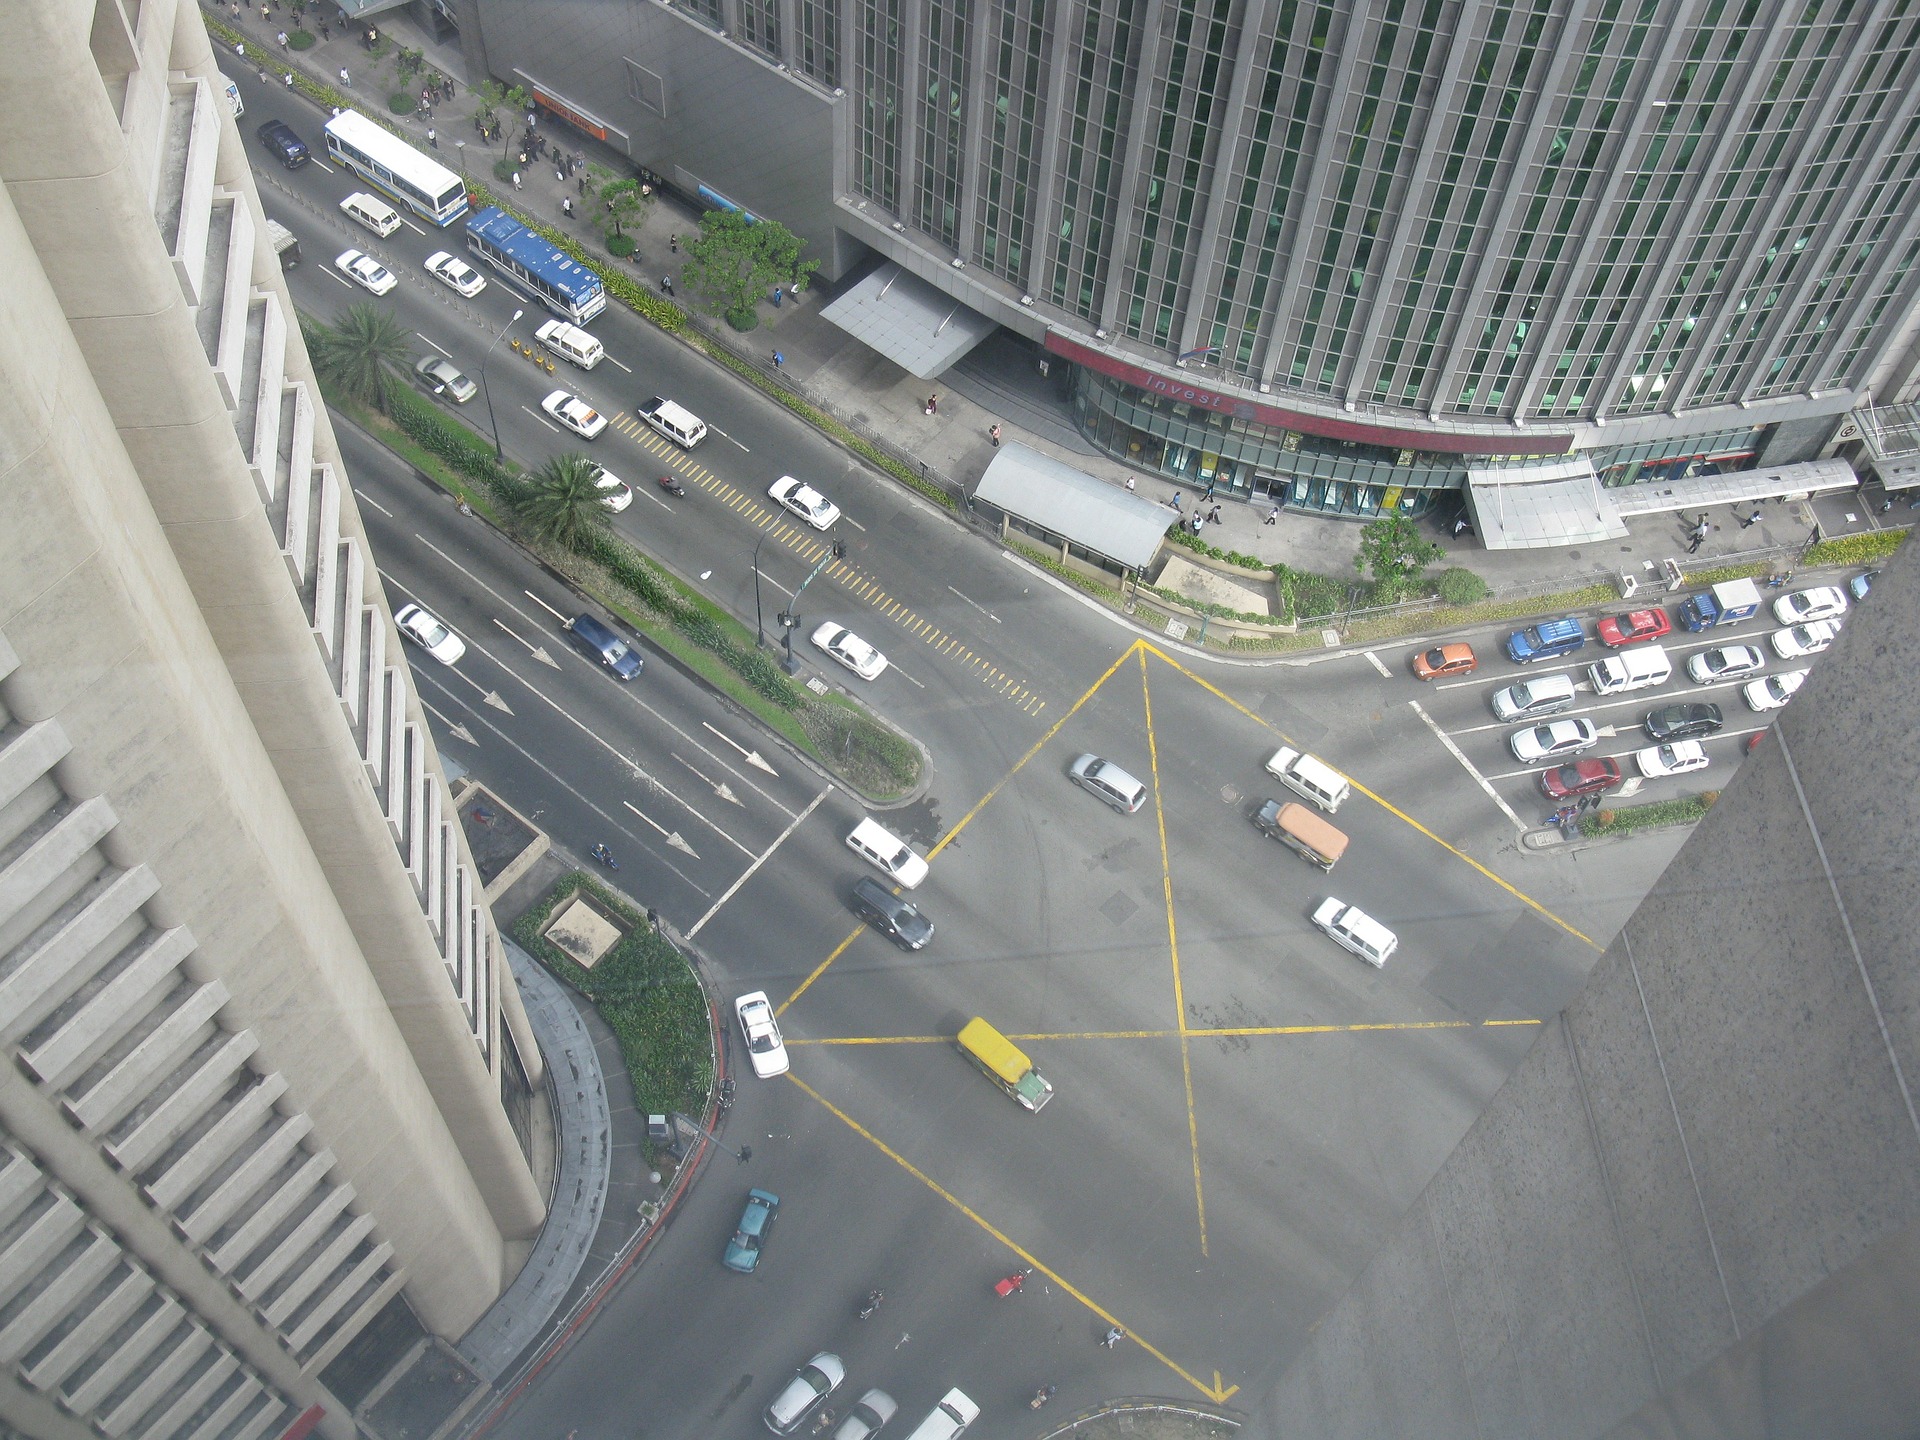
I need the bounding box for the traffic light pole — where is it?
[776,537,845,674]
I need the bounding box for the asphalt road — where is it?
[242,82,1774,1437]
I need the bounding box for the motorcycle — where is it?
[589,843,619,871]
[992,1269,1029,1298]
[658,474,686,497]
[857,1289,884,1321]
[1028,1385,1056,1410]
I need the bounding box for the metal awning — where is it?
[1465,457,1626,550]
[973,444,1171,571]
[1606,458,1855,513]
[818,261,998,379]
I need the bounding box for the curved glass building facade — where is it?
[470,0,1920,514]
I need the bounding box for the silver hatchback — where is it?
[1068,753,1147,813]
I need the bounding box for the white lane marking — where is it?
[710,424,750,452]
[703,722,778,775]
[354,489,393,517]
[1409,699,1524,831]
[641,486,675,512]
[525,406,562,432]
[1364,650,1391,677]
[842,517,867,532]
[888,663,923,689]
[623,799,700,858]
[947,586,1001,623]
[604,355,633,374]
[412,685,711,897]
[417,332,452,358]
[687,787,832,939]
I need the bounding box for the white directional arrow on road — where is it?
[447,722,478,746]
[491,618,561,669]
[624,800,699,858]
[703,721,777,774]
[674,754,743,806]
[1596,724,1620,737]
[444,666,514,715]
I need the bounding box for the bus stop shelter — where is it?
[971,444,1171,579]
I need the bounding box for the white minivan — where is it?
[1587,643,1672,696]
[1312,897,1398,967]
[535,318,605,370]
[1262,746,1349,814]
[639,395,708,447]
[339,191,402,237]
[899,1389,979,1440]
[846,818,929,888]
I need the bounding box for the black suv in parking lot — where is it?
[850,876,933,950]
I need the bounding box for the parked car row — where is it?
[763,1352,975,1440]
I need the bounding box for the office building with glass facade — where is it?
[460,0,1920,519]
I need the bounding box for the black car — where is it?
[565,613,643,679]
[850,876,933,950]
[1644,702,1724,742]
[255,119,310,168]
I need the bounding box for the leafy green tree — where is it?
[1355,513,1442,598]
[513,453,611,551]
[598,178,653,240]
[680,209,818,328]
[474,79,527,150]
[307,303,411,411]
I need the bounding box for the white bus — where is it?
[323,111,467,227]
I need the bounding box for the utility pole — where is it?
[777,536,845,674]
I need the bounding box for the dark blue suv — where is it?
[566,613,643,679]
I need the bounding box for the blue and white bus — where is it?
[465,207,606,324]
[323,111,467,227]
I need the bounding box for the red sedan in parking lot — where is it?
[1596,607,1672,647]
[1538,758,1624,800]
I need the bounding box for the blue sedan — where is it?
[723,1188,780,1273]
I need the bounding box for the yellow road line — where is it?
[1141,650,1209,1257]
[1145,645,1599,950]
[787,1072,1222,1399]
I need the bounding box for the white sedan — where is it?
[1686,644,1766,683]
[394,603,466,665]
[734,991,789,1079]
[591,465,632,512]
[541,389,607,439]
[811,622,888,680]
[334,248,396,295]
[423,250,487,297]
[769,475,841,530]
[1771,585,1848,625]
[1634,740,1710,778]
[1509,718,1599,762]
[1744,668,1808,711]
[1770,619,1841,659]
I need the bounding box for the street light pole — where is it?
[478,308,524,461]
[752,535,767,649]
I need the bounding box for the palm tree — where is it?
[309,303,411,410]
[513,453,611,551]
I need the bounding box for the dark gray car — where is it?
[850,876,933,950]
[566,613,643,680]
[1643,702,1724,741]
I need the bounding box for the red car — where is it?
[1596,607,1671,647]
[1538,758,1624,800]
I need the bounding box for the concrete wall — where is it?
[1263,544,1920,1438]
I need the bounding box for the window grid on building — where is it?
[1200,0,1333,381]
[852,0,903,211]
[1122,0,1241,349]
[797,0,841,87]
[915,2,970,248]
[975,0,1051,281]
[738,0,781,59]
[1803,107,1920,384]
[1829,231,1920,382]
[1282,0,1447,394]
[1044,0,1139,319]
[674,0,724,28]
[1372,0,1563,410]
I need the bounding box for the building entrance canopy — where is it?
[819,261,997,379]
[973,443,1171,572]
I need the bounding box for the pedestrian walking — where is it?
[772,350,784,369]
[1191,512,1204,534]
[234,40,246,56]
[1103,1326,1125,1349]
[338,66,350,86]
[1739,507,1761,528]
[426,127,437,148]
[989,424,1002,447]
[577,173,587,195]
[556,166,565,182]
[276,30,288,46]
[512,170,521,190]
[562,197,573,217]
[1208,503,1222,523]
[260,3,270,18]
[1265,505,1279,525]
[660,275,674,295]
[1204,480,1216,501]
[1686,532,1704,554]
[1170,492,1182,512]
[670,233,679,253]
[283,71,293,87]
[925,394,939,416]
[319,20,329,39]
[1124,476,1136,491]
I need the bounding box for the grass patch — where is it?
[1805,528,1907,566]
[1582,790,1717,837]
[512,874,711,1154]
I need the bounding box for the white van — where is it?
[340,191,402,238]
[535,318,605,370]
[1312,896,1398,968]
[846,818,929,889]
[638,396,708,448]
[1262,746,1349,814]
[1587,643,1672,696]
[1490,671,1579,722]
[222,76,244,118]
[899,1389,979,1440]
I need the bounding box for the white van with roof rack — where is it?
[638,396,707,447]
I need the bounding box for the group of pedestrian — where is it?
[1684,512,1711,554]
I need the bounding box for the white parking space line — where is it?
[1410,698,1525,831]
[687,787,831,939]
[1363,650,1391,677]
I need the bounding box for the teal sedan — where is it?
[724,1188,780,1273]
